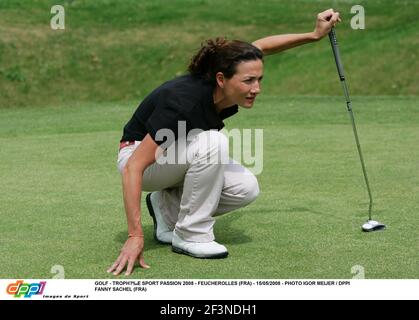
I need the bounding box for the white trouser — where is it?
[117,130,259,242]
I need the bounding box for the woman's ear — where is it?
[215,72,225,89]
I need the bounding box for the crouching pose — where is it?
[107,9,340,275]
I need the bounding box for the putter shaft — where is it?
[329,28,373,220]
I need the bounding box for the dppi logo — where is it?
[6,280,46,298]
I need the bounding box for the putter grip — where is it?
[328,28,345,81]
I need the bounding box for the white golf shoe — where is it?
[172,232,228,259]
[146,192,173,244]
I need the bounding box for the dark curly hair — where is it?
[188,37,263,84]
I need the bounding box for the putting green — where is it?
[0,95,417,278]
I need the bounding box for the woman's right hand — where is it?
[107,236,150,276]
[109,134,159,276]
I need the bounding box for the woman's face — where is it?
[219,59,264,108]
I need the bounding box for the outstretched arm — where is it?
[252,8,341,55]
[107,134,160,276]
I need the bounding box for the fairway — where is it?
[1,95,417,279]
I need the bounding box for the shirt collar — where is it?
[219,105,238,120]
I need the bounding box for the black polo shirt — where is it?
[121,74,238,145]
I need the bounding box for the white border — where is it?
[1,279,418,300]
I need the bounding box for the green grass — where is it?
[1,96,418,278]
[1,0,419,107]
[1,0,417,280]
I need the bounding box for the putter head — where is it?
[362,220,386,232]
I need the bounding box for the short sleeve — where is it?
[145,90,184,146]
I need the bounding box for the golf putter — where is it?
[328,28,385,232]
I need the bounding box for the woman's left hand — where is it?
[313,8,341,40]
